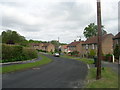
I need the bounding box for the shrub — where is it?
[22,47,38,60]
[2,44,38,62]
[114,44,120,60]
[71,51,79,56]
[2,44,23,60]
[105,54,112,62]
[89,49,96,58]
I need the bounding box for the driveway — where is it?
[2,54,88,88]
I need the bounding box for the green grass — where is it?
[61,55,94,64]
[86,67,118,88]
[1,54,53,74]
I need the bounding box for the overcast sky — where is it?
[0,0,119,43]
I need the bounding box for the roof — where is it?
[42,43,52,47]
[83,34,114,44]
[61,45,68,49]
[67,41,84,47]
[113,32,120,39]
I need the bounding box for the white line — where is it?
[87,64,90,69]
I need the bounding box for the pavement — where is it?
[89,61,119,74]
[2,54,88,88]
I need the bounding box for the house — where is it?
[30,43,41,50]
[30,43,55,52]
[61,45,68,53]
[82,34,114,56]
[113,32,120,48]
[67,40,84,55]
[41,43,55,52]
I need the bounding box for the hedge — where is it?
[2,44,38,63]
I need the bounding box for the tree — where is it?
[114,44,120,59]
[83,23,107,39]
[2,30,26,44]
[50,40,60,50]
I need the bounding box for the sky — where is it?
[0,0,119,44]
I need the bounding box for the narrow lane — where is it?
[2,54,88,88]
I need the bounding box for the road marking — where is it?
[87,64,90,69]
[32,68,40,70]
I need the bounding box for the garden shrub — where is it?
[89,49,96,58]
[114,44,120,60]
[105,54,112,62]
[22,47,38,60]
[71,51,79,56]
[2,44,38,63]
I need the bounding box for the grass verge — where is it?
[1,54,52,74]
[86,67,118,88]
[61,55,94,64]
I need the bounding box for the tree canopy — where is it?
[83,23,107,39]
[2,30,26,44]
[114,44,120,59]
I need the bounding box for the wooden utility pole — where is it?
[96,0,102,80]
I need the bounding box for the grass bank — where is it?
[86,67,118,88]
[61,55,94,64]
[1,54,52,74]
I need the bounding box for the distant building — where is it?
[30,43,41,50]
[67,40,84,55]
[61,45,68,53]
[42,43,55,52]
[30,43,55,52]
[82,34,114,56]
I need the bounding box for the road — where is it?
[2,54,88,88]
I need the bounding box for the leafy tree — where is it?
[83,23,107,39]
[28,39,46,43]
[2,30,26,44]
[50,40,60,50]
[114,44,120,59]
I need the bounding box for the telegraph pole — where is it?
[96,0,102,80]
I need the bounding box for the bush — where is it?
[89,49,96,58]
[22,48,38,60]
[2,44,38,63]
[37,49,47,53]
[114,44,120,60]
[105,54,112,62]
[2,44,23,61]
[71,51,79,56]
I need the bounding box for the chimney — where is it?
[79,39,81,41]
[74,40,76,42]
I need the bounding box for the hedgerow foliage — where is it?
[2,44,38,62]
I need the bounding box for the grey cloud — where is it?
[0,0,119,43]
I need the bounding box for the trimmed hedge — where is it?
[2,44,38,63]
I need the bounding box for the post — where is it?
[112,54,115,63]
[96,0,102,80]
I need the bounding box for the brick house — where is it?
[30,43,55,52]
[30,43,41,50]
[67,40,84,55]
[61,45,68,53]
[42,43,55,52]
[82,34,114,57]
[113,32,120,49]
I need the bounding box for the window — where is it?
[86,44,88,49]
[92,44,94,49]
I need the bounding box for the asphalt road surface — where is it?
[2,54,88,88]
